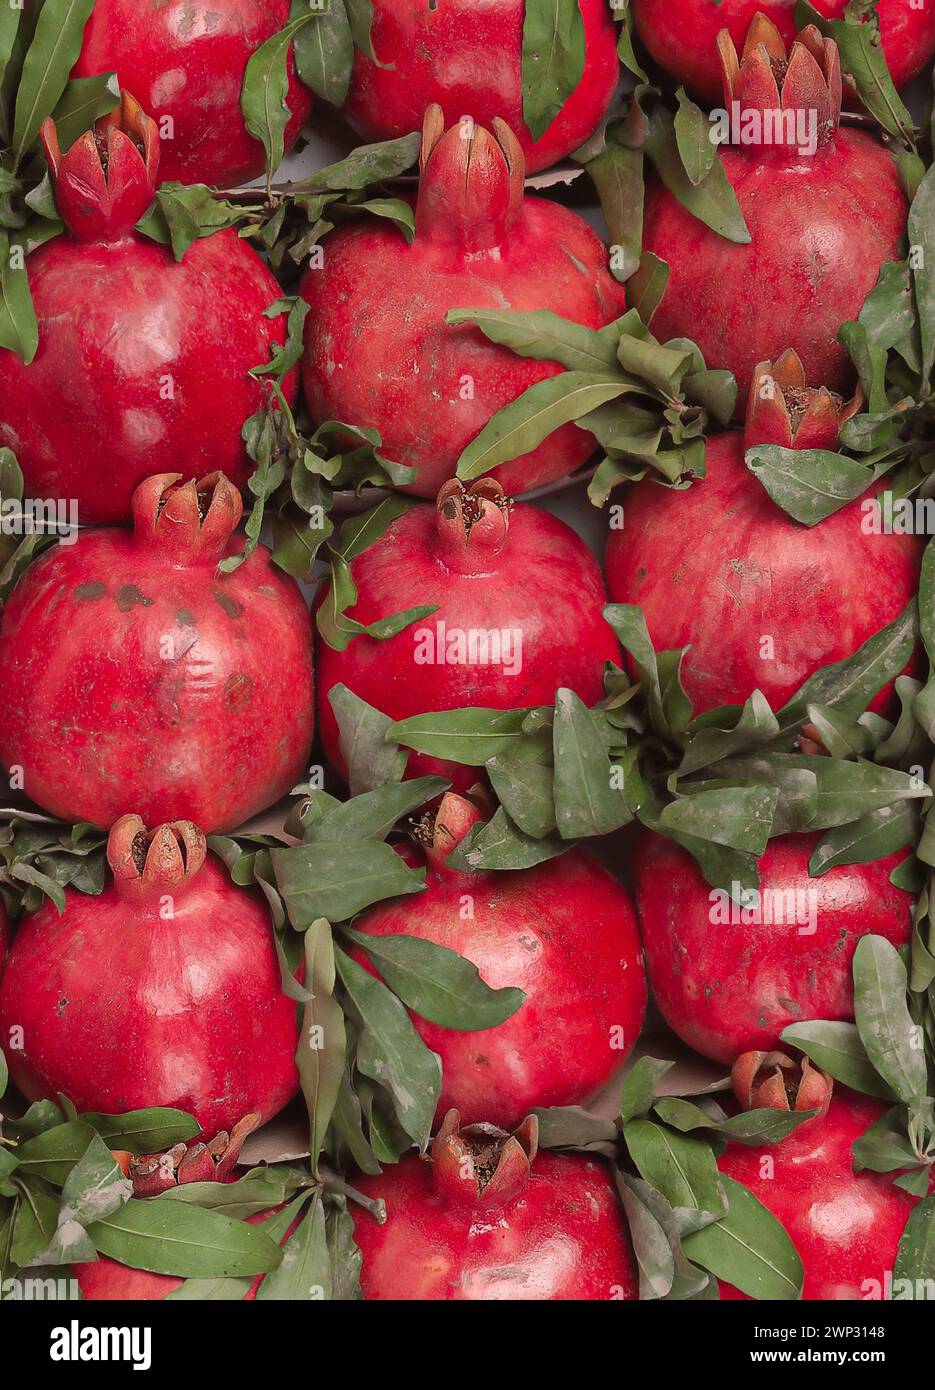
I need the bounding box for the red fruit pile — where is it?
[300,106,628,497]
[317,479,619,789]
[0,473,315,832]
[0,815,300,1135]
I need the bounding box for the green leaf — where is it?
[620,1057,676,1125]
[11,0,95,168]
[0,232,39,364]
[271,840,425,928]
[343,928,524,1031]
[894,1195,935,1294]
[683,1175,803,1301]
[328,685,408,796]
[456,372,628,480]
[446,806,568,872]
[780,1020,895,1100]
[552,688,630,838]
[660,785,778,857]
[292,133,420,192]
[87,1200,284,1279]
[779,601,918,725]
[521,0,586,142]
[48,72,120,152]
[645,107,750,245]
[674,87,717,186]
[745,445,875,525]
[81,1109,200,1155]
[293,0,354,106]
[390,707,531,765]
[307,778,448,844]
[242,13,313,179]
[486,751,557,839]
[445,307,620,374]
[335,946,440,1148]
[626,253,670,327]
[585,141,644,282]
[623,1118,725,1215]
[908,163,935,392]
[297,920,346,1173]
[852,936,926,1104]
[255,1192,332,1300]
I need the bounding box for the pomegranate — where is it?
[631,0,935,103]
[352,1110,638,1300]
[0,472,315,833]
[351,793,646,1129]
[0,815,300,1134]
[639,17,907,405]
[343,0,619,174]
[73,0,312,186]
[634,830,913,1064]
[0,95,297,526]
[300,106,628,498]
[318,479,619,790]
[717,1062,917,1300]
[605,351,923,715]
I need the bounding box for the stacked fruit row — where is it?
[1,0,934,1304]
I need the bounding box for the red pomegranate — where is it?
[73,0,312,186]
[300,107,628,498]
[605,351,923,715]
[351,793,647,1129]
[0,95,297,526]
[318,480,619,790]
[634,831,914,1064]
[640,17,907,405]
[718,1065,917,1300]
[0,815,300,1134]
[632,0,935,103]
[0,472,314,833]
[352,1110,638,1300]
[343,0,619,174]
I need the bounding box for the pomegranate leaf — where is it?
[242,12,315,184]
[446,806,568,872]
[644,106,750,245]
[658,784,779,857]
[781,1020,897,1100]
[909,163,935,393]
[618,1174,714,1301]
[809,802,920,876]
[620,1057,677,1126]
[343,927,525,1031]
[852,1108,920,1174]
[10,0,94,171]
[325,1203,364,1301]
[894,1194,935,1290]
[271,840,425,927]
[290,132,421,192]
[674,87,717,187]
[778,599,918,725]
[446,306,621,374]
[0,0,21,100]
[80,1109,201,1156]
[305,777,448,843]
[390,707,532,765]
[0,230,37,363]
[654,1096,817,1147]
[533,1105,619,1153]
[682,1174,804,1300]
[552,687,633,837]
[9,1187,59,1269]
[329,685,409,796]
[87,1198,284,1279]
[138,183,252,262]
[256,1191,331,1300]
[14,1121,100,1187]
[745,445,884,527]
[297,919,346,1175]
[853,935,928,1103]
[585,140,644,281]
[796,0,915,146]
[46,72,120,155]
[627,253,669,326]
[521,0,586,142]
[486,751,557,839]
[292,0,354,108]
[623,1117,726,1218]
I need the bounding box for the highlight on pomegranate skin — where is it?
[0,0,933,1325]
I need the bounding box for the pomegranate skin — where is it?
[73,0,312,186]
[343,0,619,175]
[353,1149,637,1301]
[0,475,315,833]
[353,800,646,1130]
[632,0,935,104]
[642,132,906,406]
[0,819,300,1135]
[318,485,619,789]
[300,110,627,498]
[634,832,913,1065]
[718,1092,917,1300]
[604,432,923,716]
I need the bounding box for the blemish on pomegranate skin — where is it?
[74,582,106,601]
[56,997,68,1015]
[213,589,243,620]
[115,584,153,611]
[176,609,195,627]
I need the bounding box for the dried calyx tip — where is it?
[732,1048,833,1121]
[430,1109,538,1207]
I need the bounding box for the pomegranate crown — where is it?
[719,13,842,149]
[435,478,512,573]
[416,105,526,251]
[132,472,244,565]
[112,1113,262,1196]
[415,790,489,872]
[41,91,159,242]
[430,1109,538,1208]
[732,1049,833,1127]
[108,814,207,900]
[746,350,863,451]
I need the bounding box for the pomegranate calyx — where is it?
[131,472,244,564]
[116,1112,262,1196]
[719,16,842,148]
[746,350,863,451]
[435,479,512,572]
[732,1049,833,1120]
[430,1109,538,1208]
[41,91,159,243]
[416,791,488,871]
[416,105,525,251]
[107,813,208,898]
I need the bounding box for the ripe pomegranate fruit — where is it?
[634,830,913,1064]
[300,107,628,498]
[343,0,619,174]
[73,0,312,186]
[0,95,297,526]
[605,351,923,715]
[717,1061,917,1300]
[351,793,646,1129]
[0,472,315,833]
[640,17,907,405]
[318,480,619,790]
[632,1,935,104]
[352,1110,638,1300]
[0,815,300,1134]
